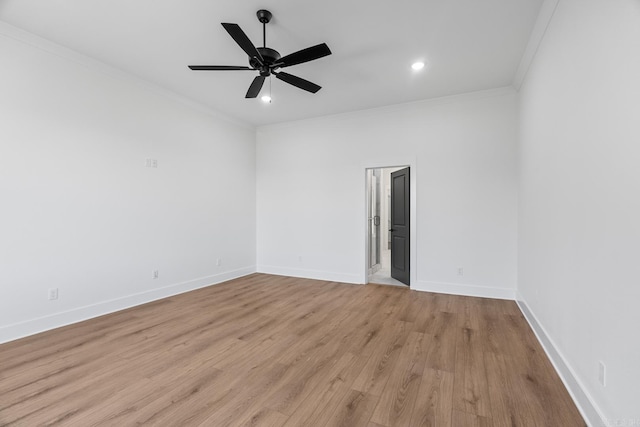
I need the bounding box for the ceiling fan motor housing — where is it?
[251,48,281,76]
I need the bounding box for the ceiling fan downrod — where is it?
[256,9,272,49]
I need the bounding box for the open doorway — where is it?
[366,166,410,287]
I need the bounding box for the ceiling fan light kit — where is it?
[188,10,331,99]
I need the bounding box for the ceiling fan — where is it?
[188,10,332,99]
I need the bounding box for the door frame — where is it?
[367,169,382,276]
[362,157,417,288]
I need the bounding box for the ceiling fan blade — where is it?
[221,23,264,64]
[189,65,254,71]
[246,75,266,98]
[275,43,331,68]
[274,72,321,93]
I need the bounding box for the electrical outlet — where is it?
[457,267,464,276]
[298,256,303,263]
[598,361,606,386]
[48,288,59,300]
[152,270,159,279]
[216,258,222,266]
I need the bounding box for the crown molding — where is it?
[513,0,561,90]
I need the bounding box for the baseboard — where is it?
[516,293,606,427]
[414,280,515,300]
[256,265,362,285]
[0,266,256,344]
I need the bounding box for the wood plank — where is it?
[451,410,493,427]
[232,408,289,427]
[369,331,429,426]
[351,321,412,396]
[410,368,454,427]
[281,352,367,427]
[452,327,492,417]
[323,389,379,427]
[423,311,458,373]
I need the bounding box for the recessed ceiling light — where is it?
[411,61,425,71]
[261,95,272,103]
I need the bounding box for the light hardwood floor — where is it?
[0,274,585,426]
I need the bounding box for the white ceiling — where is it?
[0,0,543,126]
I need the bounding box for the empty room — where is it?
[1,0,638,426]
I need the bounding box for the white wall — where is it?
[518,0,640,424]
[257,89,518,298]
[0,25,257,343]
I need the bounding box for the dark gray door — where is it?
[390,167,410,285]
